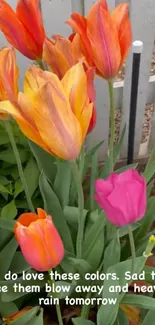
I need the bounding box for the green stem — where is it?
[48,272,63,325]
[37,59,46,70]
[108,80,115,171]
[128,224,136,274]
[81,292,91,319]
[70,161,84,258]
[4,120,35,213]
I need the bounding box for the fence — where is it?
[1,0,155,161]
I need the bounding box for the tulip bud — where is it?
[95,169,146,226]
[14,209,64,271]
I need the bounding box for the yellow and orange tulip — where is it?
[43,34,83,80]
[0,0,45,60]
[0,63,93,160]
[0,47,19,119]
[4,307,32,324]
[67,0,132,79]
[14,208,64,272]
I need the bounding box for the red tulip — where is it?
[14,209,64,271]
[0,0,45,60]
[67,0,132,79]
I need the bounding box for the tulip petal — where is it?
[0,47,19,101]
[43,38,71,79]
[112,4,132,63]
[67,13,94,66]
[44,216,64,268]
[87,3,121,79]
[16,225,50,271]
[16,0,45,54]
[0,0,38,59]
[0,100,49,152]
[61,63,88,118]
[32,81,82,160]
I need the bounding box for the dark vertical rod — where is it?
[127,41,143,165]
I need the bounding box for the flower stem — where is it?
[108,80,115,171]
[81,292,91,319]
[128,224,136,274]
[4,120,35,213]
[37,59,46,70]
[70,160,84,258]
[48,272,63,325]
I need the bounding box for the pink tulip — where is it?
[95,169,146,226]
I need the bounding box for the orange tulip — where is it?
[67,0,132,79]
[43,34,83,79]
[0,63,93,160]
[0,0,45,60]
[14,208,64,271]
[43,35,96,132]
[4,307,32,324]
[0,47,19,119]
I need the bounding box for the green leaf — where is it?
[113,125,126,164]
[121,294,155,310]
[83,141,104,179]
[64,206,87,229]
[10,307,42,325]
[14,181,23,198]
[116,163,138,174]
[39,172,74,254]
[0,300,18,317]
[0,218,15,231]
[0,148,29,164]
[89,151,98,211]
[0,237,18,278]
[1,200,17,219]
[72,318,95,325]
[118,222,140,238]
[135,197,155,241]
[10,252,30,273]
[114,309,128,325]
[104,231,120,272]
[0,184,11,194]
[97,256,146,325]
[142,310,155,325]
[48,281,75,299]
[54,160,71,208]
[29,140,56,184]
[23,158,40,197]
[143,147,155,183]
[83,211,105,269]
[69,258,93,278]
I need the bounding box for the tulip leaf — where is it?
[72,318,95,325]
[97,256,146,325]
[135,196,155,241]
[142,310,155,325]
[115,163,138,174]
[0,218,15,232]
[0,299,18,317]
[10,307,42,325]
[54,160,72,208]
[104,231,120,272]
[69,258,93,279]
[10,252,30,273]
[143,146,155,183]
[0,237,18,278]
[39,172,74,254]
[29,140,56,184]
[121,294,155,310]
[113,124,126,164]
[113,309,128,325]
[0,147,29,164]
[23,158,40,198]
[83,211,105,269]
[1,200,17,219]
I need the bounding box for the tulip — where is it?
[95,169,146,226]
[0,0,45,60]
[43,34,83,79]
[0,47,19,119]
[67,0,132,79]
[0,63,93,160]
[14,208,64,272]
[43,35,96,132]
[4,307,32,324]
